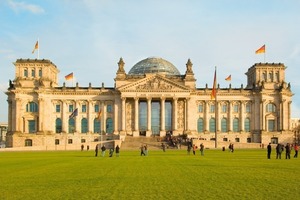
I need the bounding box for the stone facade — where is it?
[5,57,294,149]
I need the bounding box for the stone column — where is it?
[114,99,119,134]
[133,97,139,137]
[260,100,265,131]
[75,102,80,133]
[160,97,166,137]
[121,98,126,131]
[62,100,68,133]
[102,101,106,133]
[204,101,209,132]
[240,101,244,131]
[87,100,93,133]
[185,98,190,132]
[146,97,152,136]
[172,98,178,131]
[228,101,232,132]
[7,100,12,132]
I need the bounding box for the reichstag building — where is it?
[5,57,294,149]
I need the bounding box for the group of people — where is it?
[186,143,205,155]
[140,144,148,156]
[267,143,298,159]
[95,144,120,157]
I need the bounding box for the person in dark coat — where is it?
[267,143,272,159]
[276,144,282,159]
[101,145,106,157]
[115,145,120,157]
[285,143,291,159]
[95,145,98,157]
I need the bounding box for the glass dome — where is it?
[128,57,181,75]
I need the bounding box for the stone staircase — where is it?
[120,136,165,150]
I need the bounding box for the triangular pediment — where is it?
[118,74,191,92]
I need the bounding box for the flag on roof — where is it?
[32,41,39,54]
[211,69,217,100]
[255,45,265,54]
[225,75,231,81]
[65,72,74,81]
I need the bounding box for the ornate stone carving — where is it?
[136,78,173,90]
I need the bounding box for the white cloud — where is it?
[8,0,45,14]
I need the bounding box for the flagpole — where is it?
[215,66,218,148]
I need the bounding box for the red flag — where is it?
[255,45,265,54]
[211,69,217,100]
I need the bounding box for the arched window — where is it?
[209,118,215,133]
[221,118,227,132]
[25,139,32,146]
[266,103,276,113]
[244,118,250,132]
[68,118,75,133]
[233,118,240,132]
[81,118,88,133]
[106,118,113,134]
[55,118,62,133]
[94,118,101,133]
[26,102,38,112]
[197,118,204,133]
[24,69,28,77]
[31,69,35,77]
[38,69,42,77]
[245,103,251,113]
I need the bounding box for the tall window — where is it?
[268,119,275,132]
[244,118,250,132]
[106,118,113,134]
[233,118,240,132]
[94,118,101,133]
[56,105,61,113]
[222,104,227,113]
[31,69,35,77]
[55,118,62,133]
[68,118,75,133]
[210,105,215,113]
[107,105,112,113]
[245,103,251,113]
[198,104,203,113]
[26,102,38,112]
[197,118,204,133]
[209,118,215,132]
[94,105,99,112]
[69,105,74,112]
[233,104,239,113]
[82,105,87,113]
[165,102,172,131]
[221,118,227,132]
[24,69,28,77]
[38,69,42,77]
[28,120,36,133]
[81,118,88,133]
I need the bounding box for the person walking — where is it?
[294,144,298,158]
[200,143,204,156]
[267,143,272,159]
[101,145,106,157]
[276,144,282,159]
[95,144,98,157]
[162,143,166,152]
[140,145,145,156]
[192,144,197,155]
[187,144,191,155]
[109,147,114,157]
[115,145,120,157]
[285,143,291,159]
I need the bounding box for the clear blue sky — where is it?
[0,0,300,123]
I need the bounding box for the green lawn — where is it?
[0,149,299,200]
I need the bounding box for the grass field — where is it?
[0,149,299,200]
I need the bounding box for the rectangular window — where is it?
[31,69,35,77]
[222,105,227,113]
[69,105,74,112]
[246,104,251,113]
[82,105,87,113]
[56,105,61,112]
[28,120,36,133]
[233,105,239,113]
[24,69,28,77]
[210,105,215,113]
[198,105,203,113]
[39,69,42,77]
[95,105,99,112]
[268,120,275,132]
